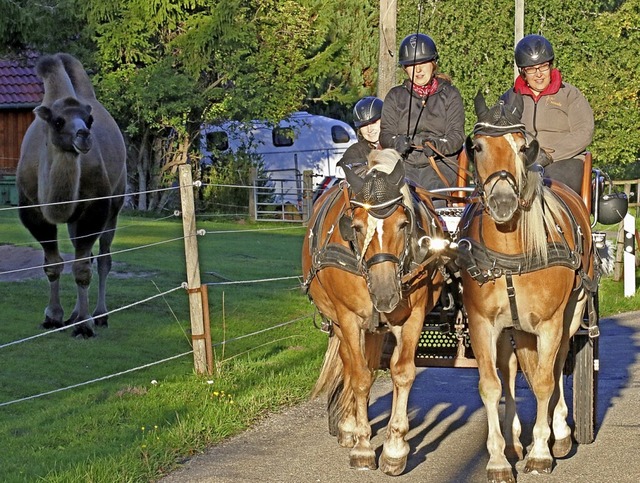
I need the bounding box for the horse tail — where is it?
[311,334,343,399]
[312,330,385,399]
[57,53,98,101]
[312,330,386,436]
[36,55,76,106]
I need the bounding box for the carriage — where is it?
[302,94,628,481]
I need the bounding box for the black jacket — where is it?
[380,77,465,189]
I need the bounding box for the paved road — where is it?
[161,311,640,483]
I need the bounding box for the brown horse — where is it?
[16,53,126,337]
[458,94,597,482]
[302,149,446,475]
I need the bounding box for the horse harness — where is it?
[302,180,443,306]
[456,184,599,335]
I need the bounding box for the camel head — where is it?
[35,97,94,154]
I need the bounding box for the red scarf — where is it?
[411,77,439,98]
[514,68,563,102]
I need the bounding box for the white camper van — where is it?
[199,111,356,210]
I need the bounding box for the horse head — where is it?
[342,150,411,313]
[466,92,539,224]
[35,97,94,154]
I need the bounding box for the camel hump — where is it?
[36,53,97,106]
[37,54,76,106]
[57,53,97,101]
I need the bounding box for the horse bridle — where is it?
[467,127,537,213]
[347,195,413,293]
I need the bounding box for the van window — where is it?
[331,125,351,144]
[206,131,229,152]
[272,127,295,147]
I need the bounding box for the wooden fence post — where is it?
[179,164,209,374]
[302,170,313,225]
[249,167,257,221]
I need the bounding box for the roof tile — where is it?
[0,55,44,107]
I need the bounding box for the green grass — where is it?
[0,206,638,482]
[0,208,326,482]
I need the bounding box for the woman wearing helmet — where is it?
[337,96,384,174]
[379,33,465,193]
[502,34,594,194]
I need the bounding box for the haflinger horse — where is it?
[457,93,597,482]
[16,53,126,338]
[302,149,448,475]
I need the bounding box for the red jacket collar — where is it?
[514,68,563,101]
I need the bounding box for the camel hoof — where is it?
[505,444,524,461]
[379,454,407,476]
[71,323,97,338]
[349,448,377,471]
[94,314,109,327]
[552,436,572,458]
[41,316,64,329]
[487,468,515,483]
[524,457,552,474]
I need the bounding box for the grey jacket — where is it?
[502,75,594,161]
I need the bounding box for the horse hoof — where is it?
[552,436,572,458]
[486,468,515,483]
[349,449,377,470]
[379,454,407,476]
[505,444,524,461]
[524,457,552,474]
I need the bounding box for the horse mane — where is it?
[512,139,567,265]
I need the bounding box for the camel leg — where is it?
[497,331,523,461]
[524,319,563,475]
[65,211,106,337]
[18,207,66,328]
[471,319,515,483]
[93,214,118,327]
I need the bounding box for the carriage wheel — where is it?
[572,291,599,444]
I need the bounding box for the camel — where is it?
[16,53,127,337]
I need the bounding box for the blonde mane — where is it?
[507,136,566,265]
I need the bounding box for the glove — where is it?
[536,148,553,167]
[393,135,413,156]
[421,138,435,157]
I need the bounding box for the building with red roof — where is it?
[0,54,44,176]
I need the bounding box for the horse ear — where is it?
[522,138,540,167]
[474,91,489,120]
[342,163,365,193]
[34,105,52,122]
[465,135,476,164]
[388,157,405,186]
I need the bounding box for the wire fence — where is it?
[0,178,312,408]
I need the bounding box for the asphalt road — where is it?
[161,311,640,483]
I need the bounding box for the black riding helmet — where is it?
[398,33,439,66]
[353,96,383,128]
[515,34,554,68]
